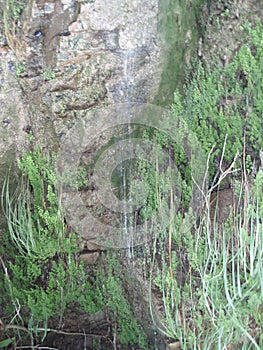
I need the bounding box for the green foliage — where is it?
[15,62,26,77]
[96,253,148,349]
[147,21,263,349]
[0,338,15,348]
[172,21,263,178]
[151,171,263,348]
[0,148,148,349]
[40,67,56,81]
[0,148,91,341]
[134,128,192,224]
[3,148,67,259]
[3,0,26,57]
[5,0,26,21]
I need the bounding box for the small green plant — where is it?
[221,8,230,19]
[216,16,220,29]
[59,103,67,114]
[3,0,26,54]
[4,0,26,21]
[41,67,56,81]
[15,62,25,77]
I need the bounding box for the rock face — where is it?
[0,0,163,176]
[0,48,30,226]
[0,0,203,225]
[1,0,261,223]
[71,0,161,103]
[200,0,263,67]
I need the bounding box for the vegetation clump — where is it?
[142,21,263,349]
[0,148,148,349]
[172,21,263,179]
[1,4,263,349]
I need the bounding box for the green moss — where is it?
[155,0,207,105]
[6,0,26,21]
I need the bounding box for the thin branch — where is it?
[219,134,228,174]
[3,324,110,339]
[0,256,24,326]
[16,347,58,350]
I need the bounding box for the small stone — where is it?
[23,125,32,133]
[8,61,15,72]
[59,29,71,37]
[2,118,11,125]
[166,342,181,349]
[34,30,43,38]
[79,252,100,264]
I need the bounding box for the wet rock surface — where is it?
[0,0,203,224]
[0,48,30,226]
